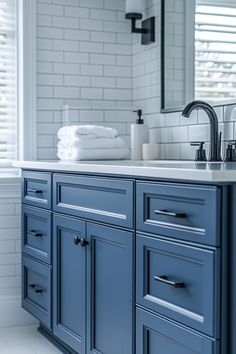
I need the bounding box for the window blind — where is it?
[0,0,16,165]
[195,2,236,101]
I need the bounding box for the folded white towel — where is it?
[57,147,130,161]
[58,137,126,151]
[58,125,118,140]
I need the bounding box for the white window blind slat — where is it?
[0,0,16,163]
[195,2,236,101]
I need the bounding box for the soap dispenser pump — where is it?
[131,109,149,160]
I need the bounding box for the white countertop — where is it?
[12,159,236,182]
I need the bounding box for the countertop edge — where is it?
[12,160,236,183]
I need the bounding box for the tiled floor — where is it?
[0,325,62,353]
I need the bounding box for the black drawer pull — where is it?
[27,188,42,194]
[154,275,186,288]
[28,230,43,237]
[28,284,43,293]
[155,209,186,218]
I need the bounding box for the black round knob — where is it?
[80,239,88,247]
[74,236,81,245]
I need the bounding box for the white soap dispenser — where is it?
[131,109,149,160]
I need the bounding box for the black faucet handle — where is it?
[224,141,236,162]
[190,141,207,161]
[226,140,236,147]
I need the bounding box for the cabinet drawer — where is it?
[53,174,134,228]
[136,182,220,246]
[22,171,51,209]
[22,206,51,264]
[136,308,219,354]
[136,234,220,337]
[22,256,51,329]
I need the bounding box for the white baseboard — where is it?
[0,295,37,328]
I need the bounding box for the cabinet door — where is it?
[87,223,133,354]
[53,214,86,354]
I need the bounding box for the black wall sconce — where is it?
[125,0,155,45]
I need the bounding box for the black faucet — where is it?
[182,100,222,161]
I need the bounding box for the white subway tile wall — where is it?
[133,0,236,160]
[0,184,21,298]
[36,0,236,161]
[0,182,35,328]
[36,0,134,160]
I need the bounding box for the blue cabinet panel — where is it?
[53,214,86,354]
[87,223,133,354]
[22,171,52,209]
[53,174,134,228]
[136,182,220,246]
[22,255,51,329]
[136,233,220,337]
[136,308,219,354]
[22,205,52,264]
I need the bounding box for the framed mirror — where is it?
[161,0,236,112]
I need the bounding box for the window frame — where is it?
[17,0,36,162]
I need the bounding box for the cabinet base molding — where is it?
[38,325,77,354]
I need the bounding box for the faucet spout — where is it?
[182,100,221,161]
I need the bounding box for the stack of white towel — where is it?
[57,125,130,161]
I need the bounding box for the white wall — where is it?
[36,0,134,160]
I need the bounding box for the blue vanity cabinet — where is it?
[53,214,86,354]
[20,169,227,354]
[86,223,133,354]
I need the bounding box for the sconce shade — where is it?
[125,0,143,14]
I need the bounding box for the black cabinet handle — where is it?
[74,236,81,245]
[154,275,186,288]
[27,188,42,194]
[28,230,43,237]
[155,209,186,218]
[80,239,89,248]
[28,284,43,293]
[74,237,88,247]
